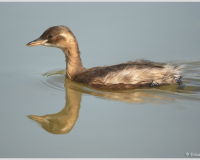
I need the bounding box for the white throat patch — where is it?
[42,40,57,48]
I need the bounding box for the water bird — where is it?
[26,25,182,89]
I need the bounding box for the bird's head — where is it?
[26,25,76,50]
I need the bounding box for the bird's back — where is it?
[73,60,182,89]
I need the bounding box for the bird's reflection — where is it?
[27,74,188,135]
[28,79,82,134]
[27,62,200,134]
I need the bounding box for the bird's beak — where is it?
[26,38,46,47]
[27,115,49,123]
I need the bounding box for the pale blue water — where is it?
[0,2,200,158]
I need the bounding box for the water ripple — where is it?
[32,69,66,92]
[30,61,200,104]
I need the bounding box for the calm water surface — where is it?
[0,2,200,158]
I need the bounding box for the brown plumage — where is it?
[26,25,182,90]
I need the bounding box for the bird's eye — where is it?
[48,34,54,39]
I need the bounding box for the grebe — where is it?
[26,25,182,89]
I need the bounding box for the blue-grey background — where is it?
[0,2,200,158]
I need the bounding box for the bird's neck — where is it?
[62,42,86,80]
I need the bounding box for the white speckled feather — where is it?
[95,64,182,85]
